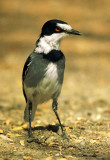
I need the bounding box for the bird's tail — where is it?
[24,103,37,122]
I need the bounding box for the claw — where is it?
[62,132,69,142]
[27,137,35,143]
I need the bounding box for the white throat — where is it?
[35,32,67,54]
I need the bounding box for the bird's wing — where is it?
[22,52,47,88]
[22,52,47,101]
[22,56,31,82]
[22,55,32,102]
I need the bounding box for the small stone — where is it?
[0,135,13,141]
[23,156,35,160]
[0,128,3,134]
[57,158,67,160]
[45,136,57,144]
[55,153,60,156]
[13,151,24,156]
[42,157,53,160]
[20,140,25,146]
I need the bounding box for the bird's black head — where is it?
[40,19,81,37]
[35,19,81,54]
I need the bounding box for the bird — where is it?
[22,19,81,141]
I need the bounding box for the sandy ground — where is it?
[0,0,110,159]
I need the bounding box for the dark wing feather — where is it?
[22,56,32,102]
[22,56,31,81]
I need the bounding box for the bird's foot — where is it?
[27,137,42,144]
[27,137,35,143]
[27,133,42,144]
[62,131,69,142]
[27,132,35,143]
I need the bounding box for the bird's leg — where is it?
[28,101,34,138]
[52,100,68,140]
[27,101,42,143]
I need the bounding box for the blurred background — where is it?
[0,0,110,115]
[1,1,110,158]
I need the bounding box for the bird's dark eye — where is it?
[55,27,61,32]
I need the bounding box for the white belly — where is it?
[24,63,61,104]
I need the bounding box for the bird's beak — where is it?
[67,29,81,35]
